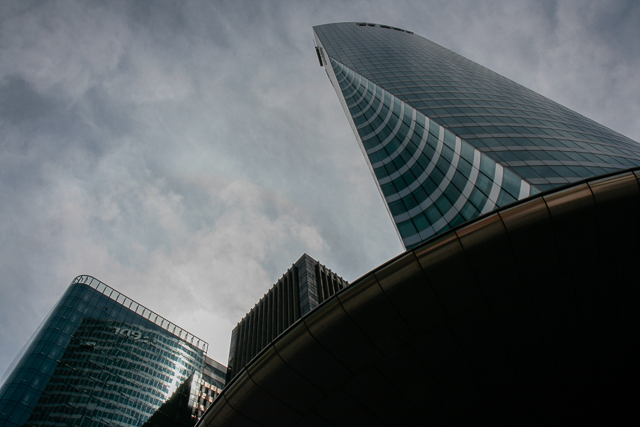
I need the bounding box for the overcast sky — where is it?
[1,0,639,376]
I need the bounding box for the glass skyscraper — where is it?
[0,276,225,427]
[313,22,640,249]
[196,23,640,426]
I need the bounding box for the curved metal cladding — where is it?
[313,22,640,249]
[198,168,640,426]
[0,277,207,427]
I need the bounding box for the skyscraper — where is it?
[227,254,347,380]
[0,275,225,427]
[313,22,640,249]
[197,23,640,425]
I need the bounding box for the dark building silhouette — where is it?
[142,374,195,427]
[227,254,347,380]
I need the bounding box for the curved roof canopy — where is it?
[200,169,640,426]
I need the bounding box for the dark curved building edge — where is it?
[199,167,640,426]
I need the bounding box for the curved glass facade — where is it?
[332,59,532,247]
[313,22,640,249]
[0,276,209,427]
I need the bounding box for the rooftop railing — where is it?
[71,275,209,353]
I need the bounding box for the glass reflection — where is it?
[0,277,217,427]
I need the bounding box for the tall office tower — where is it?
[0,275,225,427]
[197,23,640,425]
[313,23,640,249]
[227,254,347,380]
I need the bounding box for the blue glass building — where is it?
[0,276,223,427]
[313,22,640,249]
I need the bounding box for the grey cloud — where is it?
[1,0,638,369]
[0,75,56,123]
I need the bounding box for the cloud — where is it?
[1,0,639,375]
[0,1,128,100]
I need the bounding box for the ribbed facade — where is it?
[227,254,347,380]
[313,22,640,249]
